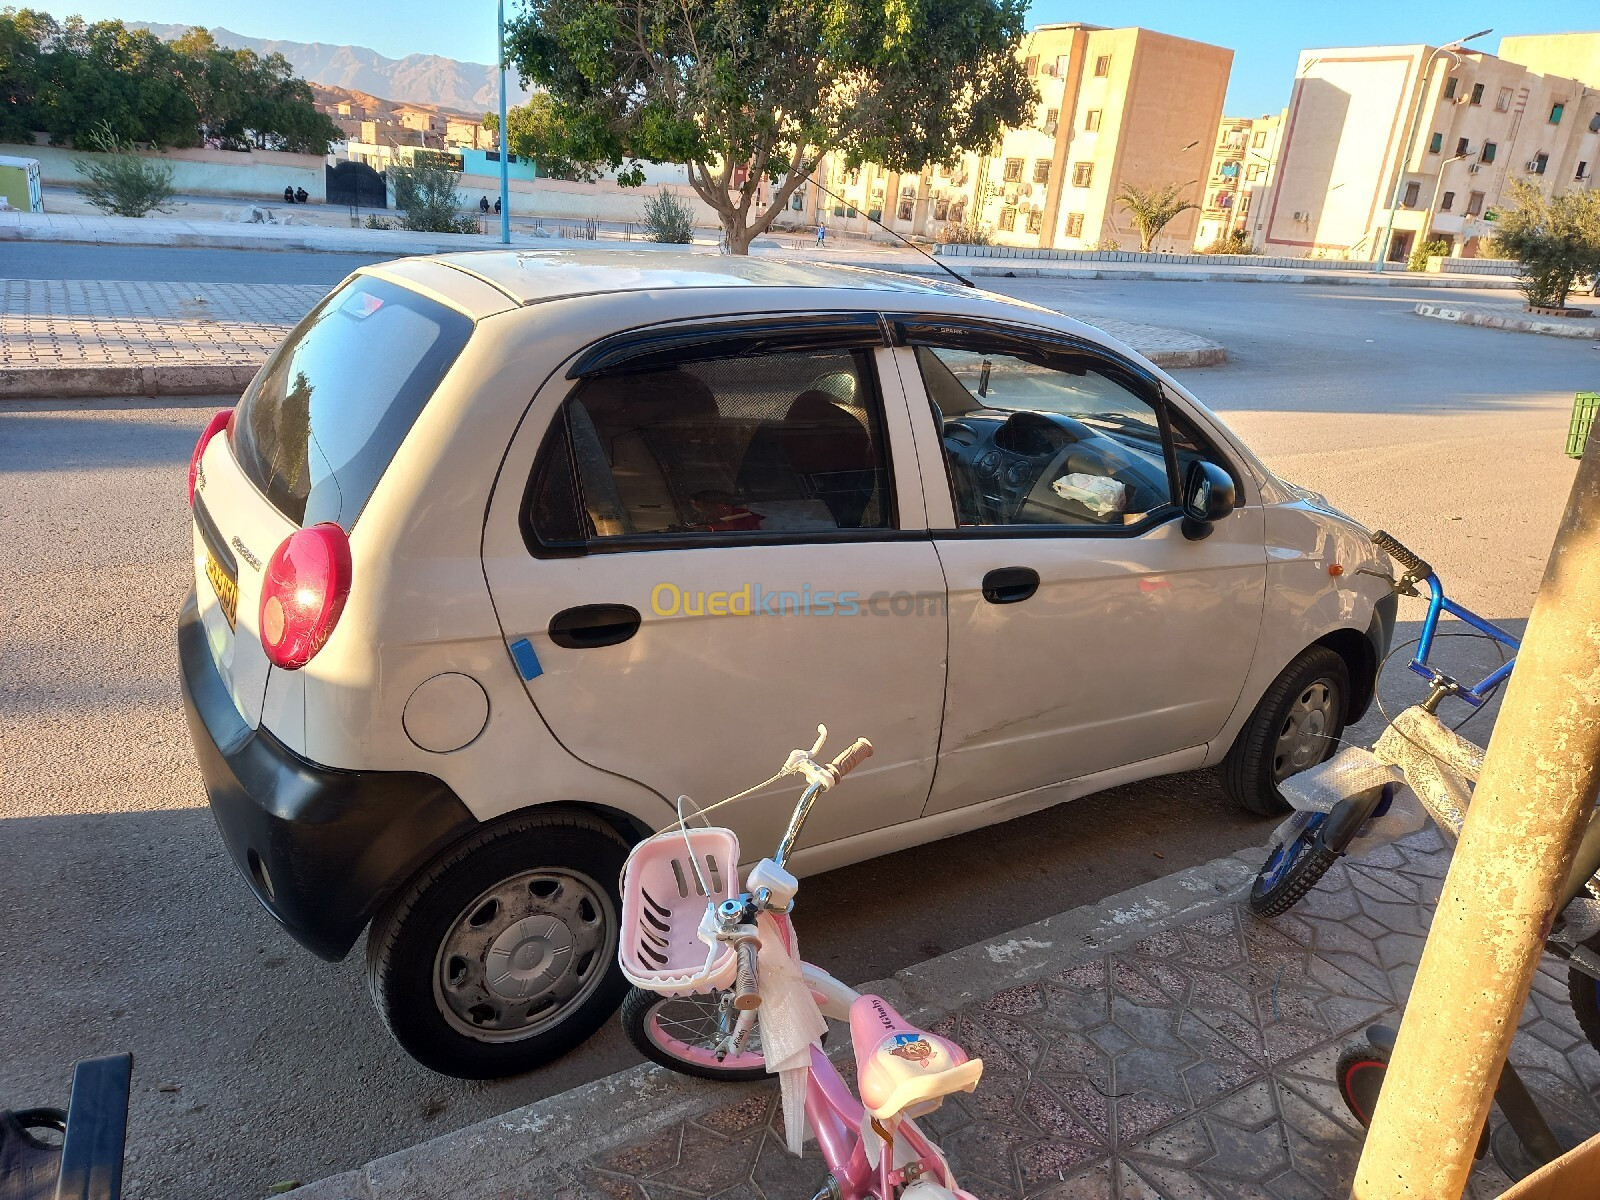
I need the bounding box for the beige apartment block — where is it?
[811,24,1231,251]
[1194,111,1285,249]
[1265,34,1600,261]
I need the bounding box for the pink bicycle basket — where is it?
[619,826,742,996]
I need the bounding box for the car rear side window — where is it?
[527,348,893,548]
[231,276,472,529]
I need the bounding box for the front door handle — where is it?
[981,567,1040,605]
[548,604,642,648]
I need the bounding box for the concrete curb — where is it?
[286,848,1259,1200]
[1414,300,1600,339]
[0,362,261,399]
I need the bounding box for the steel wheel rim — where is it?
[1274,678,1340,781]
[645,993,765,1071]
[432,868,616,1043]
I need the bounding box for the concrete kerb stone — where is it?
[0,363,259,399]
[1414,299,1600,339]
[286,849,1259,1200]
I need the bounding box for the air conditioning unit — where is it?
[1526,161,1542,171]
[1467,163,1481,174]
[1293,211,1308,221]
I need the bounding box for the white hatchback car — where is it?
[179,251,1395,1078]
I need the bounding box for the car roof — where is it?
[422,248,969,307]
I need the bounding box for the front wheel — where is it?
[1224,646,1350,815]
[1248,813,1338,917]
[1336,1038,1392,1128]
[621,986,769,1081]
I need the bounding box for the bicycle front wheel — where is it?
[621,986,768,1081]
[1249,813,1337,918]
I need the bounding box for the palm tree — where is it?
[1114,182,1198,253]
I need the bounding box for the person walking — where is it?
[815,223,826,248]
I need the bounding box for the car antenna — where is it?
[804,172,976,288]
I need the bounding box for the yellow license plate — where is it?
[204,549,239,629]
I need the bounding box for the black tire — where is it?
[365,811,630,1079]
[1248,832,1339,918]
[1336,1039,1391,1128]
[1224,645,1351,816]
[620,986,770,1082]
[1564,933,1600,1059]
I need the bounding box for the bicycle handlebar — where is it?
[828,737,874,781]
[1371,530,1433,581]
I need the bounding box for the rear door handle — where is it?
[548,604,642,649]
[981,567,1040,605]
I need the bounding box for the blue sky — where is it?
[24,0,1568,116]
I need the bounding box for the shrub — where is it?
[1489,180,1600,309]
[641,187,694,243]
[364,214,392,230]
[1114,182,1198,252]
[72,123,177,218]
[935,219,991,246]
[1407,238,1451,272]
[389,162,477,234]
[1201,229,1254,256]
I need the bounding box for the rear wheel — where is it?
[366,812,630,1079]
[1564,933,1600,1060]
[1248,814,1338,917]
[1336,1039,1392,1128]
[1224,646,1350,816]
[621,986,769,1081]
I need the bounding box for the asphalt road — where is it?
[0,276,1591,1198]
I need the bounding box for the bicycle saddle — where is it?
[849,994,983,1120]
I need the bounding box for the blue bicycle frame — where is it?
[1407,574,1521,708]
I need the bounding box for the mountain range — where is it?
[133,23,533,114]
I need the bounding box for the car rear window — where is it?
[231,275,473,529]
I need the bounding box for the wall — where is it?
[1498,32,1600,85]
[450,172,722,226]
[3,139,326,201]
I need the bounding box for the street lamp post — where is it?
[1419,151,1469,263]
[497,0,510,245]
[1373,28,1491,273]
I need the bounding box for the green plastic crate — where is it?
[1567,392,1600,458]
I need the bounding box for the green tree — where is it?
[506,0,1035,254]
[1115,182,1199,253]
[390,160,476,233]
[72,121,177,216]
[0,9,54,142]
[1489,180,1600,310]
[502,94,602,181]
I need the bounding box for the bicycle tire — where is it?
[621,986,770,1082]
[1248,836,1338,918]
[1336,1040,1391,1127]
[1565,932,1600,1060]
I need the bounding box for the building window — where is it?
[1044,107,1059,132]
[1481,141,1496,164]
[1025,55,1039,77]
[1085,109,1102,132]
[1456,137,1470,157]
[998,207,1017,232]
[1246,164,1262,181]
[1533,153,1548,175]
[1402,181,1421,208]
[1093,55,1110,77]
[1496,87,1513,112]
[1032,159,1051,184]
[1580,161,1590,180]
[1072,161,1093,187]
[1429,132,1443,153]
[1026,209,1043,234]
[1443,76,1458,99]
[1441,191,1455,211]
[1466,190,1485,216]
[1003,157,1024,182]
[1550,102,1565,124]
[1252,130,1267,148]
[1470,82,1484,106]
[1065,212,1085,237]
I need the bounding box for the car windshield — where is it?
[231,275,473,529]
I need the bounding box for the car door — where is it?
[890,318,1268,816]
[481,316,948,861]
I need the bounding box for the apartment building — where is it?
[811,23,1232,251]
[1193,111,1285,249]
[1265,33,1600,261]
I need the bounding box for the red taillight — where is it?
[259,523,353,670]
[187,408,234,505]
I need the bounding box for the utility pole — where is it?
[1352,431,1600,1196]
[497,0,510,245]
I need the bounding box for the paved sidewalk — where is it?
[0,271,1223,399]
[1415,298,1600,340]
[291,831,1600,1200]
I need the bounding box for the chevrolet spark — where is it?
[179,251,1396,1078]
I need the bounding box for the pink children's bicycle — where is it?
[618,727,985,1200]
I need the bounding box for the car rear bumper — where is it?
[177,588,478,961]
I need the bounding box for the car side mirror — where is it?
[1181,460,1236,541]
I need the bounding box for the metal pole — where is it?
[497,0,510,244]
[1352,432,1600,1197]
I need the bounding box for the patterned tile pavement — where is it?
[0,278,324,367]
[568,829,1600,1199]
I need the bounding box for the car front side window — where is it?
[528,347,894,548]
[913,343,1179,530]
